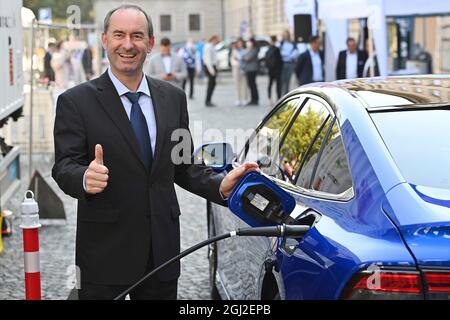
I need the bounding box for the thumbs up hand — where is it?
[85,144,109,194]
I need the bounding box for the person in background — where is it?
[279,30,298,95]
[202,35,220,107]
[180,38,197,99]
[230,38,248,106]
[44,42,56,86]
[336,37,368,80]
[283,159,293,181]
[265,35,283,103]
[51,40,71,111]
[71,43,87,86]
[242,38,260,106]
[295,35,324,86]
[146,37,187,88]
[196,39,205,78]
[82,43,94,81]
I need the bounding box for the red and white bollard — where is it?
[20,191,42,300]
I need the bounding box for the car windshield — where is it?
[371,108,450,189]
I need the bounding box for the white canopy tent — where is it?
[285,0,450,81]
[318,0,388,80]
[384,0,450,17]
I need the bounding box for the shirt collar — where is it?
[108,67,151,97]
[309,48,319,56]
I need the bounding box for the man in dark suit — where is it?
[43,42,55,85]
[336,37,368,80]
[295,35,324,86]
[265,35,283,101]
[52,4,258,300]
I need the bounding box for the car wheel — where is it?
[207,203,221,300]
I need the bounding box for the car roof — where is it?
[299,75,450,111]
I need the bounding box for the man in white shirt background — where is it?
[146,37,187,87]
[202,35,220,107]
[336,37,368,80]
[279,30,298,95]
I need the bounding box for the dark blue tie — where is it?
[124,92,153,171]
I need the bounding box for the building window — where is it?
[160,15,171,32]
[189,14,201,31]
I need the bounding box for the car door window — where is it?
[309,120,353,195]
[295,117,334,188]
[238,97,301,175]
[274,98,331,183]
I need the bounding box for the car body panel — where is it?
[383,183,450,268]
[210,75,450,299]
[213,202,272,299]
[273,118,415,299]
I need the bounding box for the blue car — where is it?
[204,76,450,300]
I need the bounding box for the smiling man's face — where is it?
[102,8,154,77]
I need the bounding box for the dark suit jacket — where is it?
[295,50,324,86]
[44,51,55,81]
[336,50,368,80]
[52,71,226,285]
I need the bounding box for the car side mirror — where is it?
[227,171,297,227]
[193,142,235,171]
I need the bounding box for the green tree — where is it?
[280,106,329,164]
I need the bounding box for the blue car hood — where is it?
[383,183,450,267]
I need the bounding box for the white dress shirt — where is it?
[345,51,358,79]
[309,49,323,82]
[280,41,298,63]
[108,68,157,154]
[83,68,157,190]
[202,42,218,72]
[162,55,172,74]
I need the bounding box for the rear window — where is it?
[371,109,450,189]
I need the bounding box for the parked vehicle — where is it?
[215,36,270,72]
[0,0,23,207]
[203,75,450,300]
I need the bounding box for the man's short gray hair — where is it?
[104,5,153,38]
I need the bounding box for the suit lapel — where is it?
[343,52,347,73]
[147,76,168,178]
[95,71,148,171]
[307,52,313,77]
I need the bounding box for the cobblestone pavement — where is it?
[0,72,276,300]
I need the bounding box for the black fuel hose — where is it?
[114,224,309,300]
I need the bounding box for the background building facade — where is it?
[224,0,291,40]
[94,0,224,43]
